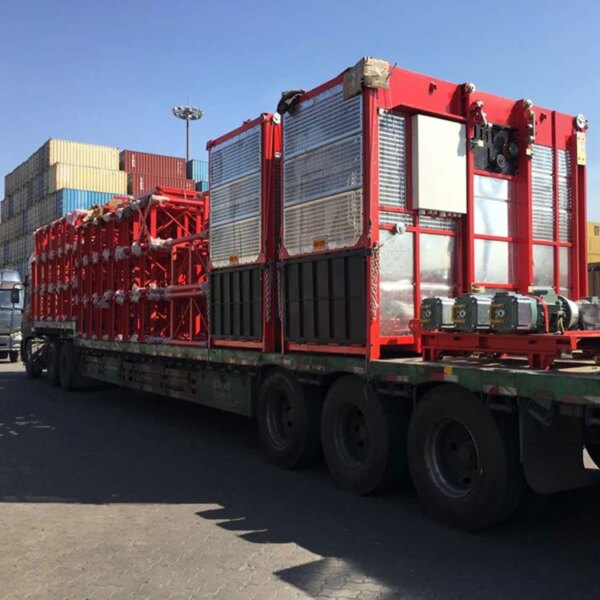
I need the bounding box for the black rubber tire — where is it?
[24,339,42,379]
[58,343,78,391]
[46,341,61,387]
[9,351,18,363]
[321,375,408,496]
[407,385,524,532]
[257,369,321,469]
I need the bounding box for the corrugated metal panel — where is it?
[120,150,186,179]
[127,174,195,196]
[47,164,127,195]
[187,159,209,181]
[195,180,209,192]
[54,189,119,215]
[283,86,363,256]
[47,139,119,170]
[378,111,406,209]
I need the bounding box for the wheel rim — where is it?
[266,390,294,449]
[334,403,370,468]
[425,418,481,498]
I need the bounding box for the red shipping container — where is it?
[120,150,186,179]
[127,173,195,196]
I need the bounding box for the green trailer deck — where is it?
[24,321,600,532]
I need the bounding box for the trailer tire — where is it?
[46,341,61,386]
[58,343,78,391]
[24,339,42,379]
[257,369,321,469]
[9,350,19,363]
[321,376,407,496]
[407,385,523,531]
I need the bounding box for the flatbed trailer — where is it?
[23,319,600,531]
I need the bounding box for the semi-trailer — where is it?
[20,57,600,531]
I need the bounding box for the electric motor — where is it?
[452,294,493,332]
[490,293,543,332]
[420,297,455,330]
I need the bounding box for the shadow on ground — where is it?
[1,366,599,599]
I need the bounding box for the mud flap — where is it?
[520,401,600,494]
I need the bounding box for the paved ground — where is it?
[1,362,600,600]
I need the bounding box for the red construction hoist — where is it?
[277,58,588,360]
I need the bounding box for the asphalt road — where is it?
[1,361,600,599]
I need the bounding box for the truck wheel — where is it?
[24,339,42,379]
[46,341,61,386]
[257,369,321,469]
[408,385,523,531]
[9,351,18,363]
[321,375,407,496]
[58,343,78,391]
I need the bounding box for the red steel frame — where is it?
[206,114,281,352]
[31,187,210,347]
[279,64,587,361]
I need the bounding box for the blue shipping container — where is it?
[54,189,121,216]
[187,159,209,182]
[195,180,209,192]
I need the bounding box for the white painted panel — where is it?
[411,115,466,214]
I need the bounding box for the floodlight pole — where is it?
[171,106,204,163]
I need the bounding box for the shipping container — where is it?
[278,58,587,358]
[195,180,209,192]
[120,150,186,179]
[186,159,209,181]
[127,174,195,196]
[6,139,119,195]
[47,163,127,195]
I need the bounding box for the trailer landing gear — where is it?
[321,376,408,496]
[23,339,43,379]
[408,385,524,531]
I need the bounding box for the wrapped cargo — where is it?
[207,113,281,351]
[127,174,195,196]
[120,150,186,179]
[278,57,586,359]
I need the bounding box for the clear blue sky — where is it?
[1,0,599,217]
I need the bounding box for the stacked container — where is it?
[1,139,127,278]
[119,150,195,195]
[186,159,209,192]
[207,114,281,352]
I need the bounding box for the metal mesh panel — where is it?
[378,111,406,208]
[283,84,364,256]
[210,217,261,268]
[284,135,362,207]
[379,211,414,227]
[558,149,572,178]
[532,145,554,241]
[532,206,554,241]
[210,124,262,264]
[559,209,572,242]
[283,85,362,159]
[210,173,260,227]
[284,190,363,256]
[209,126,261,188]
[419,215,458,231]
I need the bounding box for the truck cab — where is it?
[0,269,23,362]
